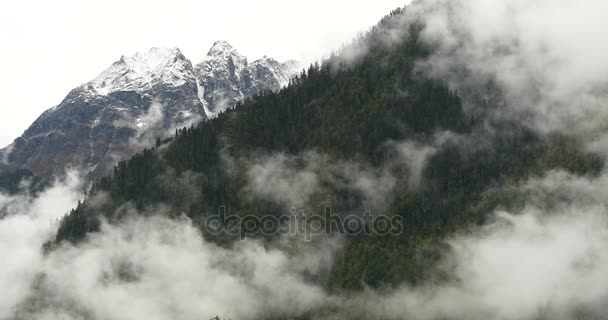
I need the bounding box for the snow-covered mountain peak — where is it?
[0,42,299,179]
[249,57,301,88]
[89,47,194,95]
[206,40,239,57]
[201,40,247,68]
[121,47,185,74]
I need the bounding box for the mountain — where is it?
[6,5,606,320]
[52,8,601,291]
[0,42,299,180]
[196,40,299,116]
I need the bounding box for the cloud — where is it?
[0,171,83,319]
[13,216,340,320]
[8,170,608,320]
[310,168,608,320]
[390,140,438,187]
[243,143,440,212]
[0,169,343,320]
[245,152,322,209]
[374,207,608,320]
[413,0,608,133]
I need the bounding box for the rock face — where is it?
[196,40,299,116]
[0,42,299,180]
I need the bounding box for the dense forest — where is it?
[51,8,602,292]
[0,169,46,196]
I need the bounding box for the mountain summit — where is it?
[196,41,299,116]
[89,47,194,95]
[0,42,299,179]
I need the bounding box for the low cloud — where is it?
[5,172,608,320]
[405,0,608,134]
[0,171,83,319]
[366,207,608,320]
[244,141,440,212]
[13,216,340,320]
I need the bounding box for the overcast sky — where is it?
[0,0,407,148]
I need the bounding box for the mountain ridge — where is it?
[0,41,300,180]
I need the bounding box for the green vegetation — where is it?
[0,169,46,195]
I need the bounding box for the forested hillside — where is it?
[51,7,602,292]
[0,169,46,196]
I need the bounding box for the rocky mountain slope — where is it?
[196,40,299,116]
[0,42,299,179]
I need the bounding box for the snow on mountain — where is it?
[90,47,195,95]
[195,41,302,117]
[0,41,299,180]
[201,40,249,80]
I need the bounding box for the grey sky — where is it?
[0,0,408,147]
